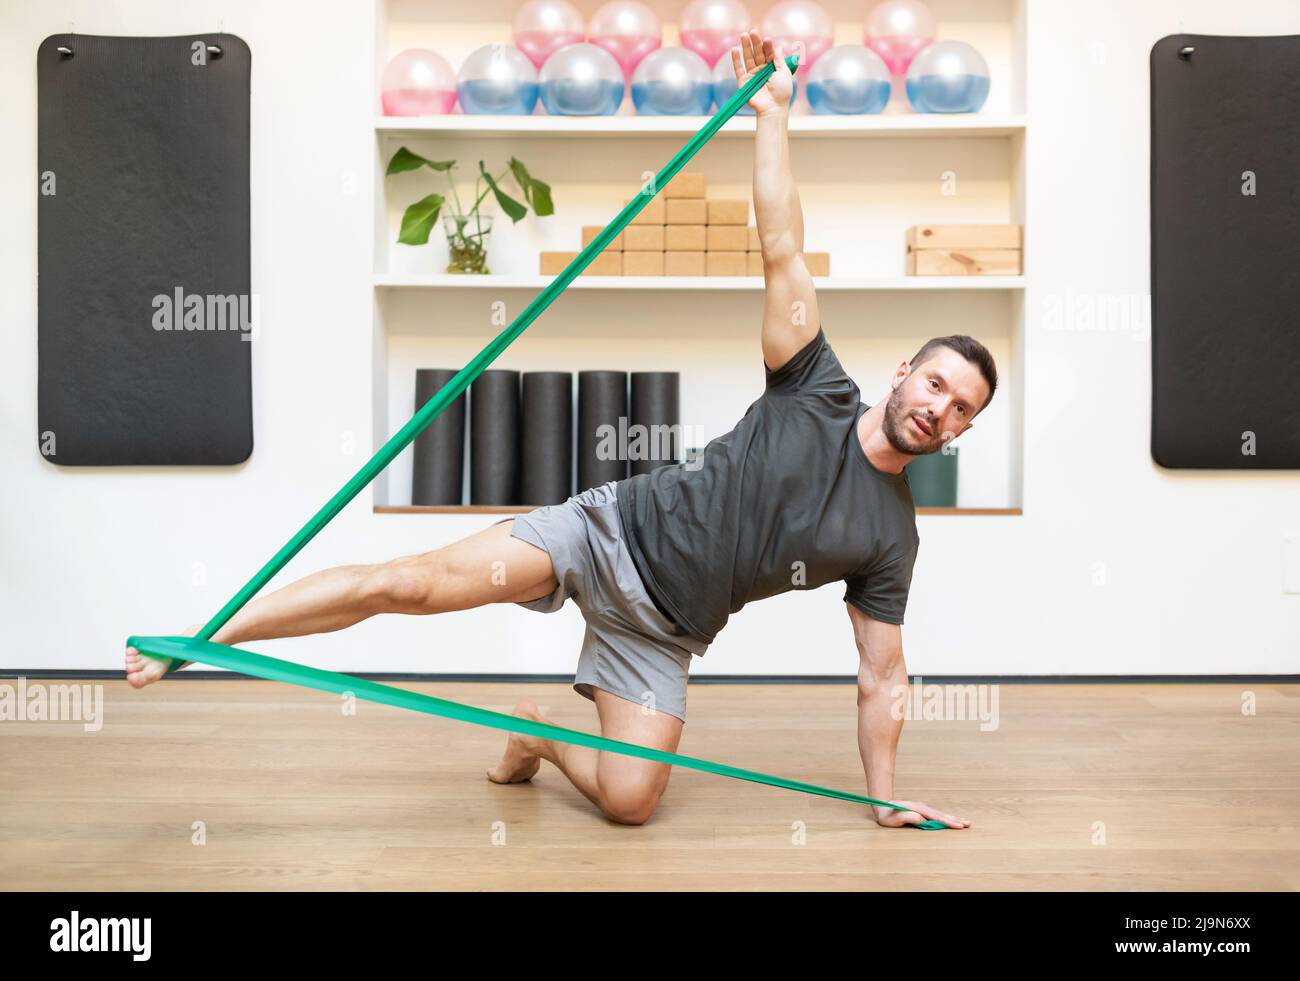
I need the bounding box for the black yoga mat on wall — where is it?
[37,34,252,465]
[578,371,628,492]
[1150,33,1300,468]
[629,372,681,477]
[412,369,466,505]
[470,369,520,505]
[521,371,573,505]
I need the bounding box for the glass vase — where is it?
[443,212,493,274]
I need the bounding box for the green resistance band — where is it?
[131,51,946,831]
[129,634,945,829]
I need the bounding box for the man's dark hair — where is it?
[908,335,998,413]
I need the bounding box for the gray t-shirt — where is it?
[615,326,920,645]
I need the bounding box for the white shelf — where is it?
[375,113,1027,140]
[373,273,1025,291]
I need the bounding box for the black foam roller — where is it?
[470,369,520,505]
[521,371,573,505]
[411,369,466,506]
[629,372,681,477]
[578,370,628,492]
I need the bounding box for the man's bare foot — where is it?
[124,624,200,689]
[485,700,546,784]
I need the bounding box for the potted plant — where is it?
[385,146,554,274]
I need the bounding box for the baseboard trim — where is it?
[3,670,1297,684]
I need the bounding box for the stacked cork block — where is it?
[905,224,1023,276]
[539,172,831,278]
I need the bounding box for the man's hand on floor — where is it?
[874,800,972,829]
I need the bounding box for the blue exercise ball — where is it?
[905,39,990,113]
[457,44,539,114]
[631,47,714,115]
[807,44,891,114]
[710,51,797,116]
[539,42,625,115]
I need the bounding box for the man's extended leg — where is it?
[487,688,682,826]
[125,517,558,687]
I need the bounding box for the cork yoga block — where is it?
[665,251,705,276]
[706,199,749,225]
[625,196,666,225]
[581,226,623,250]
[623,251,665,276]
[623,225,665,251]
[706,251,747,276]
[666,198,708,224]
[539,250,622,275]
[706,225,748,251]
[664,171,706,198]
[666,224,706,250]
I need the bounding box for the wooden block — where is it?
[581,225,623,250]
[665,224,706,250]
[707,199,749,225]
[804,252,830,276]
[906,224,1022,250]
[539,250,622,276]
[591,251,624,275]
[665,251,706,276]
[540,250,577,274]
[746,252,764,276]
[706,251,747,276]
[747,225,760,250]
[623,225,665,251]
[623,251,664,276]
[664,171,706,198]
[666,198,707,224]
[626,195,665,225]
[707,225,748,251]
[906,249,1021,276]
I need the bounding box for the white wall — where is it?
[2,0,1297,676]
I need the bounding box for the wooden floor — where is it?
[1,679,1297,890]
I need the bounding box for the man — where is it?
[126,30,991,831]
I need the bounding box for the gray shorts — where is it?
[500,480,707,723]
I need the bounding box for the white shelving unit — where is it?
[374,273,1026,290]
[371,0,1028,515]
[375,112,1027,139]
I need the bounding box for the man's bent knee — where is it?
[600,781,664,826]
[365,555,442,614]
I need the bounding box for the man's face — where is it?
[881,348,989,456]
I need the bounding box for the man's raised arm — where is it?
[732,30,821,373]
[847,601,972,830]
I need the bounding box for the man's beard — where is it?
[882,386,946,456]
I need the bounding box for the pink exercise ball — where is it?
[864,0,936,76]
[381,48,456,116]
[512,0,586,70]
[759,0,834,76]
[679,0,752,69]
[588,0,663,77]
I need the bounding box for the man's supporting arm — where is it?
[754,107,821,373]
[849,604,907,820]
[847,601,972,830]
